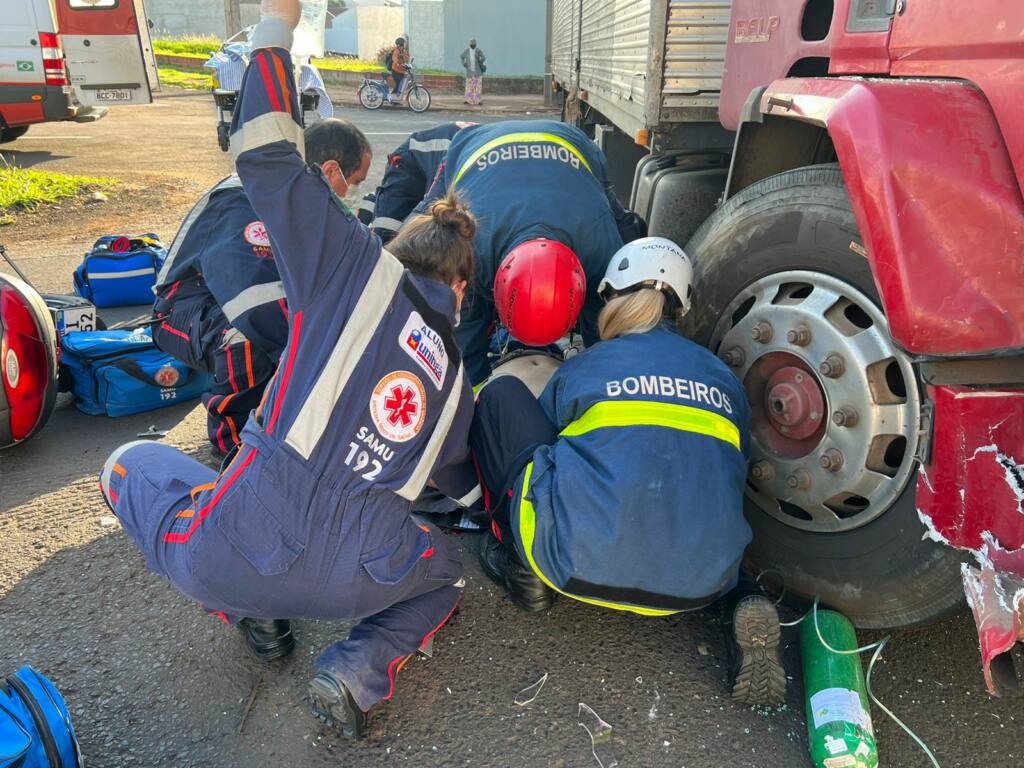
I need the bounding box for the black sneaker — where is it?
[238,618,295,663]
[726,595,786,705]
[308,671,368,739]
[478,531,554,613]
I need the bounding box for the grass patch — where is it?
[0,162,115,220]
[154,36,221,57]
[158,65,213,90]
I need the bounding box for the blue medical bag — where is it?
[0,666,82,768]
[60,329,211,417]
[72,234,167,308]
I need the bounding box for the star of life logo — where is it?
[244,221,273,258]
[369,371,427,443]
[399,311,448,389]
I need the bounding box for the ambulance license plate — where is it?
[58,304,98,335]
[95,88,132,102]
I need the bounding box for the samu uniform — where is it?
[101,41,475,712]
[357,122,472,243]
[152,175,289,454]
[471,324,753,614]
[417,119,626,385]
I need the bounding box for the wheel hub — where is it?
[710,271,919,533]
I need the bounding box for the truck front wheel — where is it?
[684,164,964,629]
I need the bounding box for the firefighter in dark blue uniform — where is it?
[153,121,372,454]
[416,118,645,385]
[358,121,476,243]
[470,238,787,705]
[100,8,479,737]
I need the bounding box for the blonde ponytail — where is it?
[598,288,666,340]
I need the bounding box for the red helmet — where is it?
[493,239,586,346]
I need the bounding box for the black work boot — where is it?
[308,670,368,739]
[238,618,295,663]
[725,594,786,705]
[478,531,554,613]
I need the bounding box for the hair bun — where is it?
[430,193,477,240]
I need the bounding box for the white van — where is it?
[0,0,159,143]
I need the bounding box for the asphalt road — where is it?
[1,93,1021,768]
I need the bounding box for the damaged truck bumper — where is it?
[917,384,1024,695]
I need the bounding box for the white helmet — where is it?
[597,237,694,315]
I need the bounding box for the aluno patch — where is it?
[370,371,426,443]
[399,311,448,389]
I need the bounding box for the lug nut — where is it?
[786,324,811,346]
[750,461,775,481]
[819,354,846,378]
[819,449,845,472]
[722,347,746,367]
[751,322,773,343]
[832,406,860,428]
[786,469,812,490]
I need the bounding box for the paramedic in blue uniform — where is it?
[414,118,646,385]
[470,237,786,706]
[99,3,478,738]
[152,119,372,454]
[357,121,475,243]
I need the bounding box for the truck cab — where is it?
[550,0,1024,693]
[0,0,159,142]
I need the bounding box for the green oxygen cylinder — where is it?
[800,609,879,768]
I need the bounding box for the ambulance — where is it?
[0,0,159,142]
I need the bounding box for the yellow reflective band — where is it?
[516,462,680,617]
[453,132,594,186]
[560,400,741,451]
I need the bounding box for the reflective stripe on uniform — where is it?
[285,250,405,458]
[231,111,306,162]
[89,268,155,280]
[370,216,403,233]
[560,400,741,451]
[408,137,451,153]
[452,132,593,186]
[221,280,287,323]
[157,175,243,286]
[457,484,482,507]
[516,462,679,617]
[396,363,465,500]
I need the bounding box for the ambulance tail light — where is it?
[39,32,68,86]
[0,274,59,447]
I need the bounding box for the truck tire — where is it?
[684,164,965,630]
[0,126,30,144]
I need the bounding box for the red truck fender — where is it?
[757,76,1024,359]
[757,77,1024,694]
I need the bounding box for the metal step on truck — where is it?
[549,0,1024,693]
[0,0,159,143]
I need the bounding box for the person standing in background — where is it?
[461,39,486,106]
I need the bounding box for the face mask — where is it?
[470,44,476,49]
[342,182,362,210]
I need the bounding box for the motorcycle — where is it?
[358,63,431,113]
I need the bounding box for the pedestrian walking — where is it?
[461,38,486,105]
[100,1,480,739]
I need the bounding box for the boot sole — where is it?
[730,597,786,706]
[308,674,365,739]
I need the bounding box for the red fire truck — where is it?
[549,0,1024,693]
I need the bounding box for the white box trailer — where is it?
[549,0,732,141]
[0,0,159,142]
